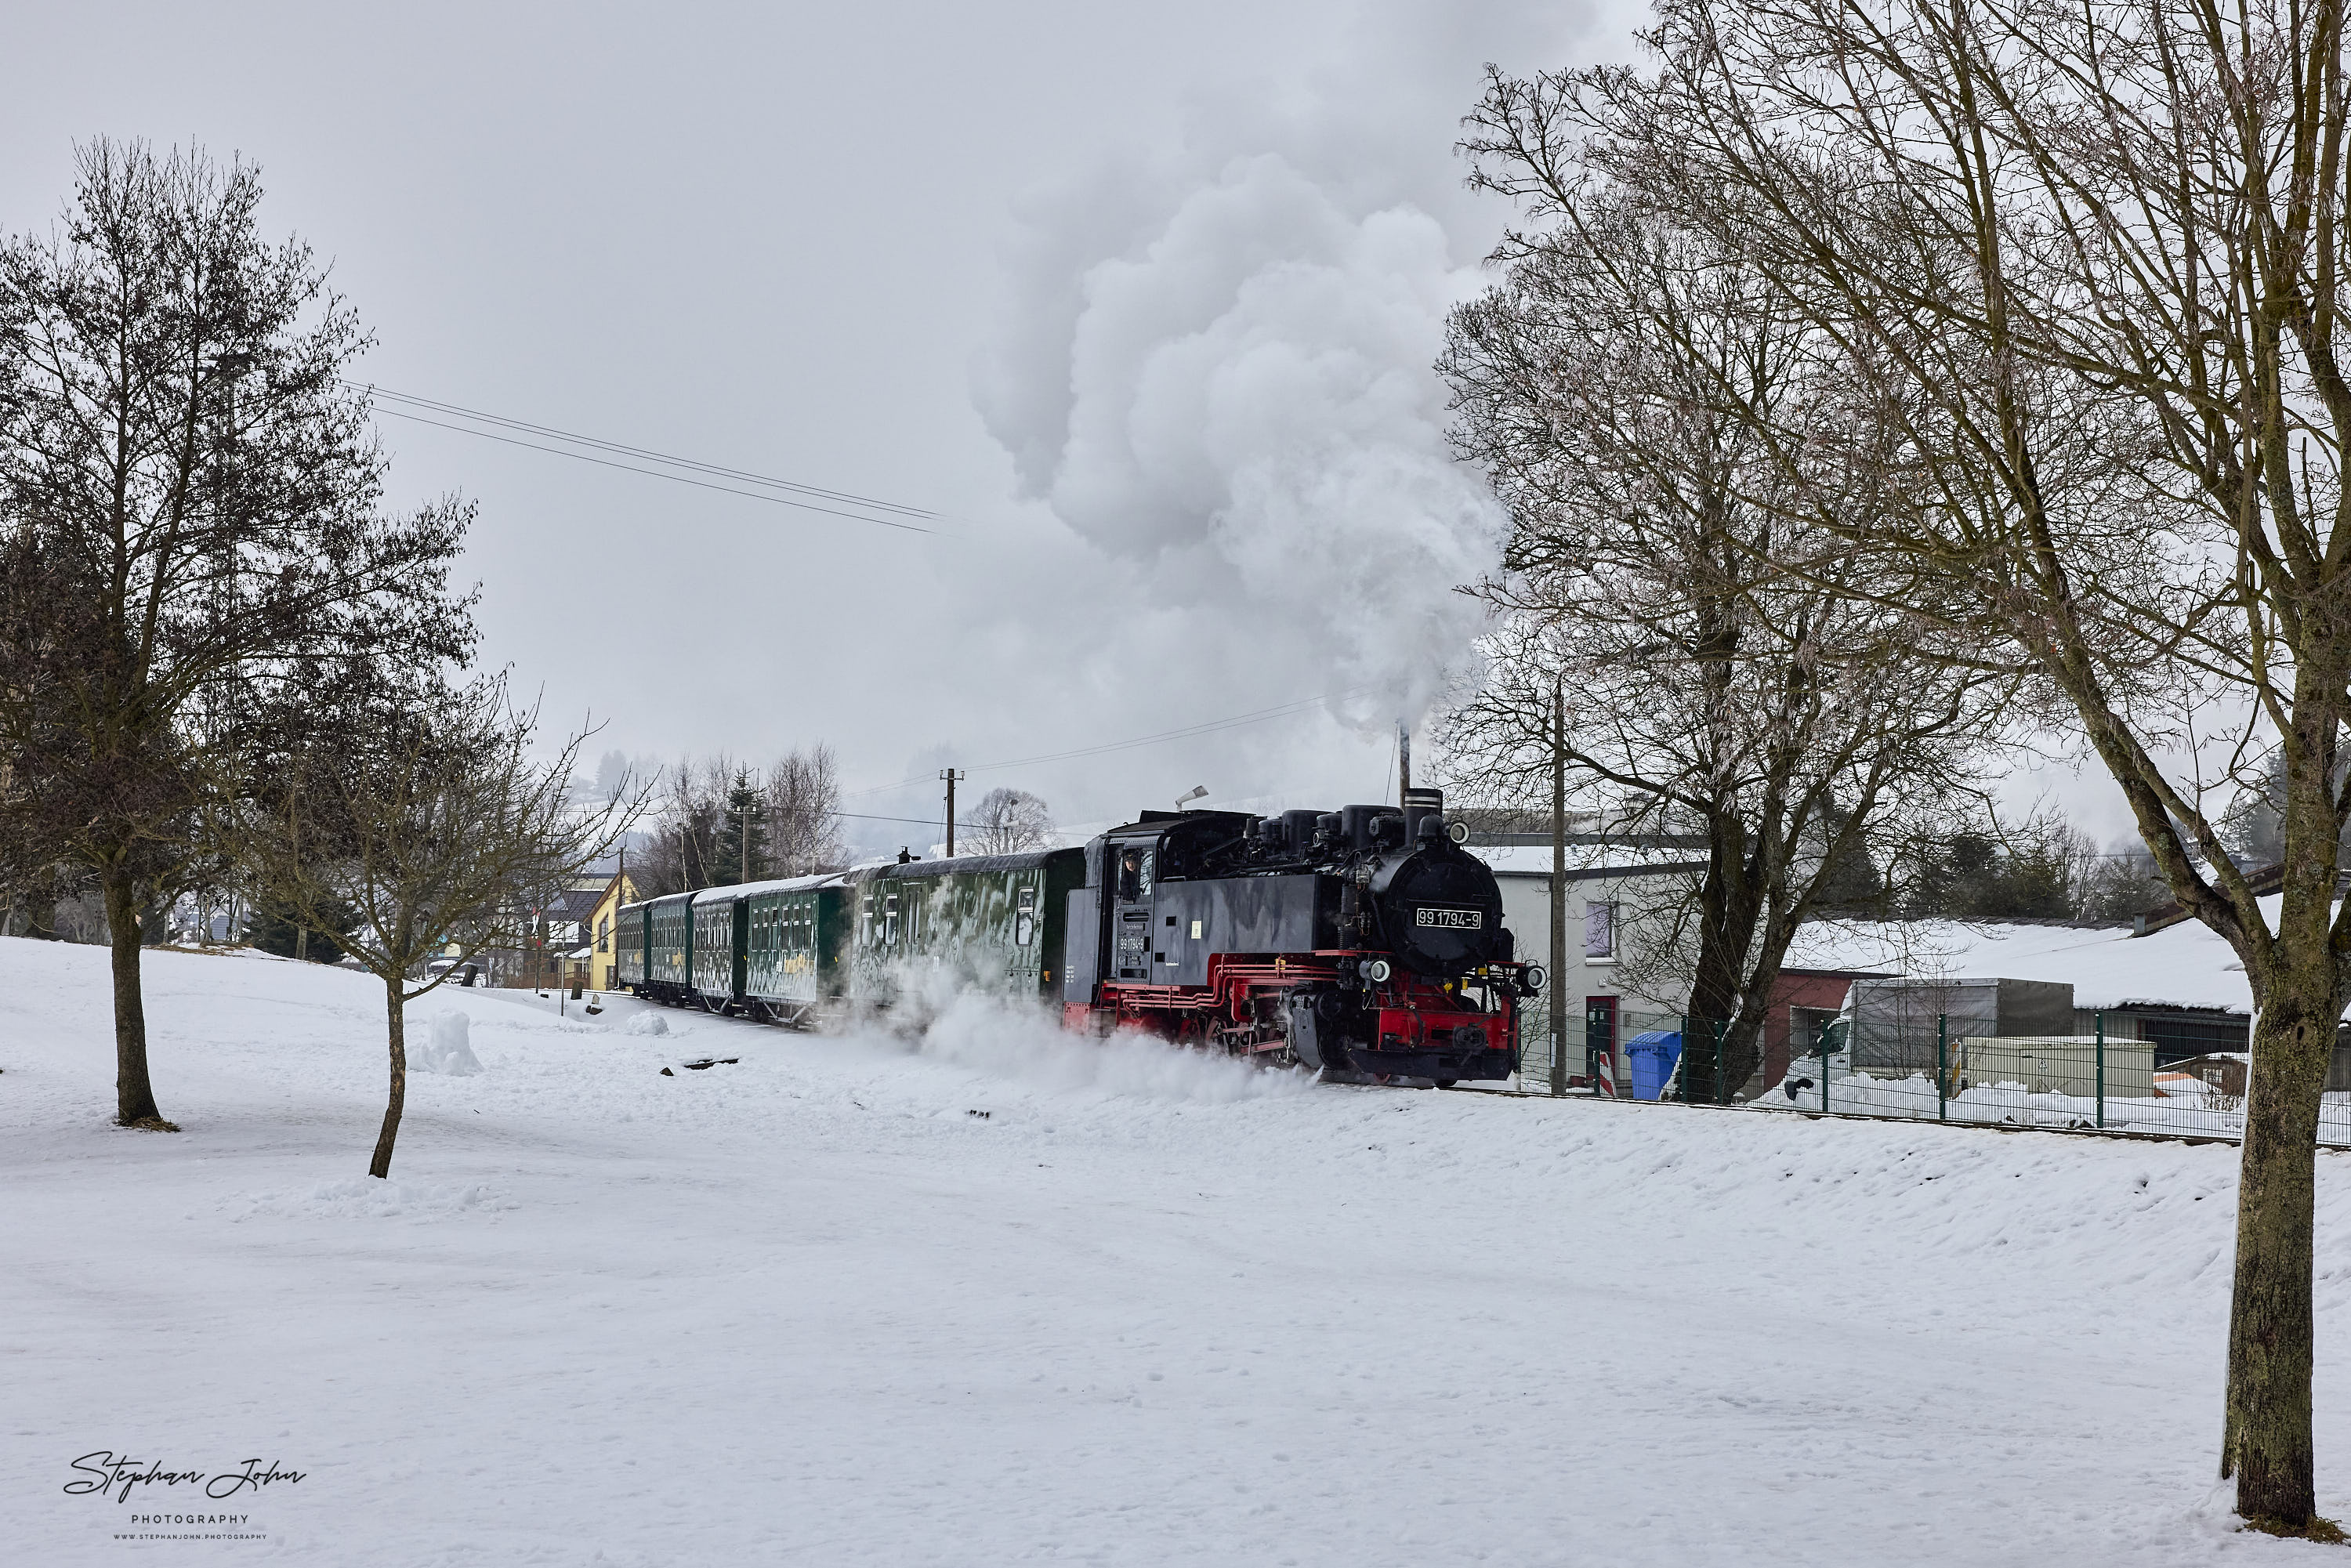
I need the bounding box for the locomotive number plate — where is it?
[1415,907,1482,929]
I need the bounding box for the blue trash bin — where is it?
[1627,1030,1684,1101]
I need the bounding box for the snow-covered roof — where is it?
[620,874,847,914]
[1783,903,2280,1014]
[690,874,846,904]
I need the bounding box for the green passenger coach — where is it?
[647,893,694,1004]
[844,849,1085,1009]
[743,875,847,1024]
[690,889,744,1009]
[615,902,649,990]
[616,849,1081,1025]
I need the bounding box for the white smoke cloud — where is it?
[973,2,1592,734]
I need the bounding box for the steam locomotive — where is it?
[1064,788,1536,1082]
[614,786,1537,1085]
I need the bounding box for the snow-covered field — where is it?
[5,937,2350,1565]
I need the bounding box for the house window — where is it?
[597,915,610,952]
[1584,900,1616,961]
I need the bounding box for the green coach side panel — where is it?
[616,900,650,987]
[744,875,847,1011]
[649,894,694,991]
[691,890,744,1005]
[845,848,1085,1009]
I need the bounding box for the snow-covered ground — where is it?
[5,936,2350,1565]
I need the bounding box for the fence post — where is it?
[1549,994,1565,1098]
[1937,1012,1947,1122]
[2096,1012,2105,1129]
[1821,1020,1831,1114]
[1713,1019,1726,1106]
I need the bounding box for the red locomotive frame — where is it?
[1065,950,1520,1073]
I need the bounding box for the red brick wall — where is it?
[1759,971,1867,1091]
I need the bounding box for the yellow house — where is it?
[585,865,637,993]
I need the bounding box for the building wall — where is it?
[1494,866,1694,1092]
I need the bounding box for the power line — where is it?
[360,382,935,516]
[838,809,987,829]
[371,408,935,534]
[349,381,938,534]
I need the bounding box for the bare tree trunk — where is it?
[1684,818,1770,1102]
[369,977,407,1179]
[101,867,171,1129]
[2222,984,2332,1523]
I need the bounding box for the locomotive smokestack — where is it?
[1402,788,1444,845]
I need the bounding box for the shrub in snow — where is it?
[410,1011,483,1075]
[625,1011,668,1038]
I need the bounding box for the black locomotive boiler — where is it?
[1062,788,1539,1084]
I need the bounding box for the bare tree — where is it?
[964,788,1052,856]
[764,744,844,874]
[628,747,844,892]
[629,755,730,896]
[1440,174,2007,1099]
[1531,0,2351,1524]
[0,139,472,1131]
[236,672,636,1178]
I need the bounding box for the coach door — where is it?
[1110,836,1157,981]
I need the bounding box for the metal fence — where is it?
[1519,1005,1735,1103]
[1510,1009,2351,1149]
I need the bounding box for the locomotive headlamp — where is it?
[1523,964,1547,993]
[1364,958,1393,983]
[1447,819,1472,846]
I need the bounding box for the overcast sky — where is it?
[3,0,2128,853]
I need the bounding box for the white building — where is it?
[1474,837,1709,1091]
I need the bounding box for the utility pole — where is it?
[940,769,964,857]
[1550,678,1569,1097]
